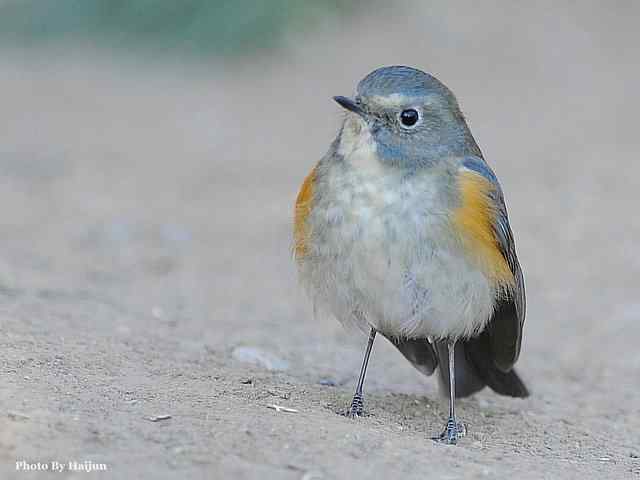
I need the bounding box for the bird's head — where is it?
[334,66,480,169]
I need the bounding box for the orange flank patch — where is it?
[453,171,515,288]
[294,167,316,261]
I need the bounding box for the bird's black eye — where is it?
[399,109,420,128]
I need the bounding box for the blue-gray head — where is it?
[334,66,481,168]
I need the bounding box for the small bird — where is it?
[293,66,528,444]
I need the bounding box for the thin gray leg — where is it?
[434,340,466,444]
[346,328,376,418]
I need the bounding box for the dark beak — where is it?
[333,96,365,116]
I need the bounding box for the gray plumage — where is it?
[295,66,528,417]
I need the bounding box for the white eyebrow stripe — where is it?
[369,94,411,107]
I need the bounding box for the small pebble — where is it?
[232,346,289,371]
[146,414,172,422]
[7,411,29,421]
[318,378,337,386]
[267,404,298,414]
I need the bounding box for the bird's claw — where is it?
[344,393,364,418]
[433,417,466,445]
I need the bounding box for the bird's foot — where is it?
[344,393,364,418]
[433,416,466,445]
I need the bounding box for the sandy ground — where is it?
[1,2,639,478]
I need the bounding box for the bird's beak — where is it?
[333,96,365,117]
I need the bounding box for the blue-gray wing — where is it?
[461,156,526,371]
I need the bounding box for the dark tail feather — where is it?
[465,332,529,398]
[436,337,529,399]
[387,336,439,376]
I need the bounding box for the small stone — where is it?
[146,414,172,422]
[267,404,298,414]
[318,378,337,386]
[7,411,29,421]
[232,347,289,371]
[302,471,323,480]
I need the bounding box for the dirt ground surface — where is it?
[1,2,639,479]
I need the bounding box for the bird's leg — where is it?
[434,340,466,444]
[346,328,376,418]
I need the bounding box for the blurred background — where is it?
[1,1,638,478]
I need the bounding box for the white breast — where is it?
[299,117,496,340]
